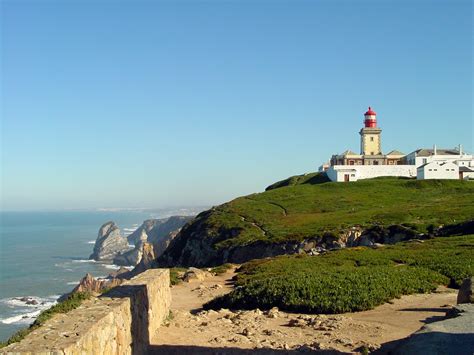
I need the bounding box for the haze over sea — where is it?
[0,208,202,341]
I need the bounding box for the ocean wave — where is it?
[86,240,96,244]
[123,228,137,232]
[66,281,79,285]
[103,264,121,270]
[102,264,134,271]
[0,296,59,308]
[0,296,59,325]
[72,259,96,263]
[1,310,42,325]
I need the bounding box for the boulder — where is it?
[183,267,210,282]
[457,277,474,304]
[89,221,130,261]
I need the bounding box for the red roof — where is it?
[364,106,376,116]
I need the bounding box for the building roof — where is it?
[364,106,376,116]
[414,148,460,157]
[340,150,359,156]
[386,150,405,156]
[459,166,474,173]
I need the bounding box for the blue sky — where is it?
[1,0,472,211]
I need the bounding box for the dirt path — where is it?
[149,268,457,354]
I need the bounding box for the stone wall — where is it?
[1,269,171,355]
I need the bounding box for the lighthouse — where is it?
[359,106,382,156]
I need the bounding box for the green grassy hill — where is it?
[159,174,474,266]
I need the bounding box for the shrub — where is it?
[204,235,473,313]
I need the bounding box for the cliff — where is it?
[114,216,193,266]
[158,176,474,267]
[89,221,129,261]
[127,216,194,246]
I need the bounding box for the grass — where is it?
[204,234,474,314]
[194,176,474,249]
[170,267,187,285]
[0,292,91,349]
[210,263,233,275]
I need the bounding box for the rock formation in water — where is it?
[89,221,130,261]
[127,216,194,246]
[113,216,194,267]
[131,242,156,275]
[113,246,143,266]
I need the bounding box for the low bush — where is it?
[205,235,473,314]
[169,267,187,285]
[210,263,233,275]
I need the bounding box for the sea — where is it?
[0,208,202,342]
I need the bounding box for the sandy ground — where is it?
[149,268,457,354]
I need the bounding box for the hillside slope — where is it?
[158,175,474,267]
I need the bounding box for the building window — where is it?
[349,160,354,165]
[422,158,427,164]
[373,161,379,165]
[351,174,355,177]
[370,137,374,142]
[429,169,432,171]
[434,169,438,171]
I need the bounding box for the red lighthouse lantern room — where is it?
[364,106,377,128]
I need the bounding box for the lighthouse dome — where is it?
[364,107,377,116]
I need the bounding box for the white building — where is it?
[327,165,416,182]
[322,107,473,182]
[404,145,473,168]
[318,162,330,172]
[326,107,412,182]
[417,161,459,180]
[459,167,474,180]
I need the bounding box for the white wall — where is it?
[462,171,474,180]
[414,154,474,168]
[417,162,459,180]
[327,165,416,182]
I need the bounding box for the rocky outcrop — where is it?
[72,273,123,294]
[457,277,474,304]
[131,242,156,275]
[183,267,211,282]
[113,244,144,266]
[112,216,193,267]
[127,216,193,247]
[89,221,130,261]
[127,219,160,246]
[158,215,474,267]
